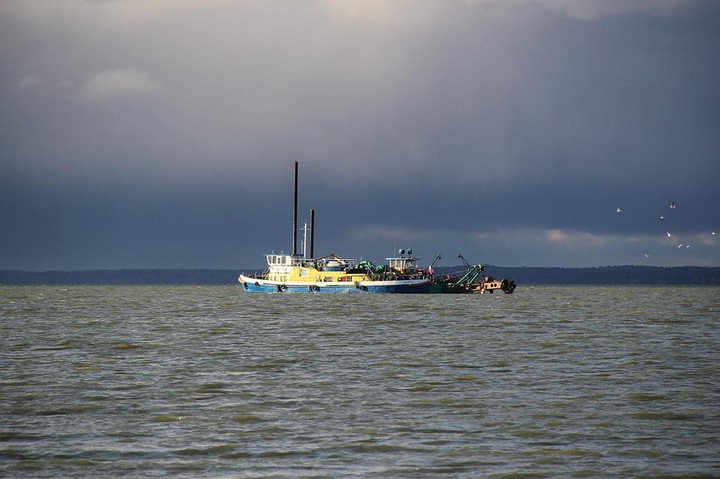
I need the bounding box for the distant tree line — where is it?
[480,265,720,285]
[0,266,719,285]
[0,269,237,285]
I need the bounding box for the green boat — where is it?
[430,255,516,294]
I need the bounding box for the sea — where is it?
[1,285,719,478]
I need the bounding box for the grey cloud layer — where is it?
[1,0,718,269]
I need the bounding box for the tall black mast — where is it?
[310,208,315,259]
[292,161,298,256]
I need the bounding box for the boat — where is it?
[238,251,433,293]
[430,255,516,294]
[238,163,433,293]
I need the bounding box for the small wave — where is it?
[33,342,80,351]
[196,382,230,393]
[68,458,100,467]
[406,383,436,392]
[112,343,140,350]
[0,431,38,442]
[176,444,236,456]
[634,474,719,479]
[11,457,102,471]
[35,408,70,416]
[525,448,603,457]
[631,411,697,421]
[152,414,187,422]
[618,448,666,458]
[343,443,428,454]
[108,430,150,439]
[36,404,103,416]
[412,462,489,474]
[72,362,99,372]
[232,415,263,423]
[68,404,104,414]
[220,451,253,459]
[628,392,667,402]
[487,471,553,479]
[254,449,314,458]
[512,429,546,438]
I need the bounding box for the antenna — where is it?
[458,254,471,268]
[302,222,308,258]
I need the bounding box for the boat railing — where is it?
[244,268,269,279]
[371,270,431,282]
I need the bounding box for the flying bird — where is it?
[667,232,672,237]
[659,216,665,220]
[616,207,622,213]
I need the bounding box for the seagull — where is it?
[616,207,622,213]
[670,201,676,209]
[644,254,650,258]
[678,243,684,248]
[667,232,672,237]
[659,216,665,220]
[686,244,691,248]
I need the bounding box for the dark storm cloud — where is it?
[1,0,718,269]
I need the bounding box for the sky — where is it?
[1,0,719,271]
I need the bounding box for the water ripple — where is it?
[1,285,719,478]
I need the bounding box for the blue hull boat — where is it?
[238,163,433,294]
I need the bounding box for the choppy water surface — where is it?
[1,285,719,478]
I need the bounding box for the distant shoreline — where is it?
[1,266,719,286]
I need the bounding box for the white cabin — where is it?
[386,256,418,273]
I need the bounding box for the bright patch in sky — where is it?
[78,69,161,102]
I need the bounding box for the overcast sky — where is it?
[1,0,719,270]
